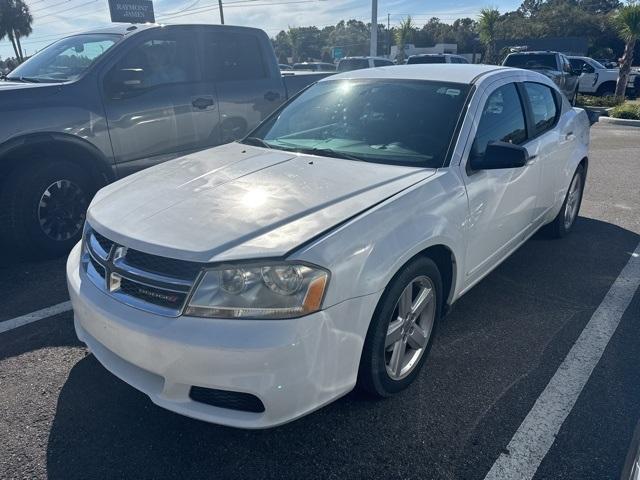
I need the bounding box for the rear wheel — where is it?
[358,257,442,397]
[0,160,94,257]
[547,165,585,238]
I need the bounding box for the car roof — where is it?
[340,56,391,60]
[507,51,558,55]
[322,64,507,84]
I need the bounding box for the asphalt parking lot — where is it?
[1,123,639,480]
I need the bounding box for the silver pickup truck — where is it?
[0,23,329,256]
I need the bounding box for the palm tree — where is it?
[478,8,501,64]
[394,16,414,64]
[0,0,32,63]
[612,2,640,98]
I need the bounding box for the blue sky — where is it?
[2,0,521,60]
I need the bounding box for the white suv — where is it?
[68,65,590,429]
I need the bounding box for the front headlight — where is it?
[185,262,329,319]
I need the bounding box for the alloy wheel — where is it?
[37,179,88,241]
[385,275,436,380]
[564,173,582,230]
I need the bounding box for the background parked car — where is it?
[292,62,336,71]
[0,23,330,257]
[502,51,580,104]
[406,54,469,64]
[279,64,292,70]
[337,56,394,72]
[568,55,638,97]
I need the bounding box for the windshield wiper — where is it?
[242,137,272,148]
[293,147,365,162]
[6,76,41,83]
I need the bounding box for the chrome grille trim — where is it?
[81,225,203,317]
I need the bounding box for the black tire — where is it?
[596,84,616,97]
[358,256,442,397]
[0,160,94,258]
[546,165,585,239]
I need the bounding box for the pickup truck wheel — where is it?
[358,257,442,397]
[596,84,616,97]
[0,160,93,257]
[547,165,585,238]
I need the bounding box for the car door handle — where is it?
[526,154,538,165]
[264,91,281,102]
[564,131,575,141]
[192,97,214,109]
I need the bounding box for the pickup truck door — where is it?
[559,54,579,98]
[570,58,597,93]
[200,28,286,144]
[461,81,541,284]
[101,27,219,177]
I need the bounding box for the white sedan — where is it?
[67,64,590,428]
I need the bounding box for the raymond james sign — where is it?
[109,0,155,23]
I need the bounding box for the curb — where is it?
[598,116,640,127]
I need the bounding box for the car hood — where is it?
[0,80,60,90]
[88,142,434,263]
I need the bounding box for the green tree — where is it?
[329,20,370,57]
[394,16,415,63]
[612,1,640,97]
[478,8,501,63]
[0,0,32,63]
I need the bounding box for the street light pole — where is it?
[218,0,225,24]
[370,0,377,57]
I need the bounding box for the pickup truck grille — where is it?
[81,226,204,317]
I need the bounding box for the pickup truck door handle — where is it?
[526,154,538,165]
[564,131,575,141]
[264,91,281,102]
[191,97,214,110]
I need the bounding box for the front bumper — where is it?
[66,243,378,428]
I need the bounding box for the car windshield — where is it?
[407,56,446,64]
[245,79,470,168]
[504,53,557,70]
[7,33,121,83]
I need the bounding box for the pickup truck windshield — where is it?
[247,79,470,168]
[7,33,121,83]
[504,53,557,70]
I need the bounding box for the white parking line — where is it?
[484,243,640,480]
[0,301,72,335]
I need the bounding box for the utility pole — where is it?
[370,0,377,57]
[218,0,225,24]
[387,13,390,57]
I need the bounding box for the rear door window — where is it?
[504,54,558,70]
[202,31,266,81]
[338,58,369,71]
[523,82,559,136]
[373,59,393,67]
[472,83,527,158]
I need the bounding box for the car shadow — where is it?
[44,217,639,480]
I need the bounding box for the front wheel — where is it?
[0,160,94,257]
[547,165,585,238]
[358,257,442,397]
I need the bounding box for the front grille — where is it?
[93,229,114,254]
[125,249,202,281]
[189,386,265,413]
[82,226,204,316]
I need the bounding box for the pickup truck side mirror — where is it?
[107,68,145,97]
[469,141,529,170]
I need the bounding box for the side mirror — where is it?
[470,141,529,170]
[107,68,144,97]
